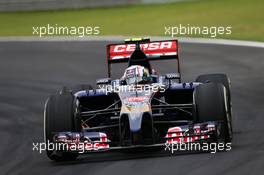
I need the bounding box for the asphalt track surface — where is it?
[0,41,264,175]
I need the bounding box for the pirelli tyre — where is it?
[195,74,232,115]
[44,88,79,161]
[194,83,232,143]
[195,74,232,136]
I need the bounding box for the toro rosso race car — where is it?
[44,38,233,161]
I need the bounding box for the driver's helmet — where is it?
[124,65,150,85]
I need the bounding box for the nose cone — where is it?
[128,112,144,132]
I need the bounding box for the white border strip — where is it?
[0,36,263,48]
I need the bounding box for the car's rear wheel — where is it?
[44,89,79,161]
[194,83,232,143]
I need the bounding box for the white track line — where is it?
[0,36,263,48]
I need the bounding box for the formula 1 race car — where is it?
[44,38,233,161]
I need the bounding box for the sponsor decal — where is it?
[113,42,173,52]
[108,41,177,60]
[127,96,148,102]
[165,126,210,144]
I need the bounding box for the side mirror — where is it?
[96,78,111,86]
[165,73,181,80]
[165,73,181,85]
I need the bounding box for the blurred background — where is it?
[0,0,263,41]
[0,0,190,11]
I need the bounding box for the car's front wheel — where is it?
[44,89,79,161]
[194,83,232,143]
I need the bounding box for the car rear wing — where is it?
[106,39,180,79]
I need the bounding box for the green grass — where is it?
[0,0,263,41]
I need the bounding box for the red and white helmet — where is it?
[124,65,150,85]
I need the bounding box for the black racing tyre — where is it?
[195,74,232,135]
[44,92,78,161]
[194,83,232,143]
[195,74,231,112]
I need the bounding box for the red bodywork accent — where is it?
[165,126,211,144]
[108,41,178,61]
